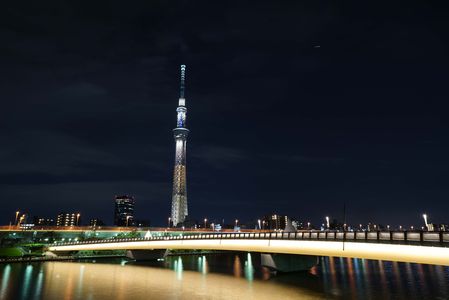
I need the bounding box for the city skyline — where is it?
[1,2,449,227]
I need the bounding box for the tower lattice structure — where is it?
[171,65,189,226]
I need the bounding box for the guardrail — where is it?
[0,225,251,232]
[0,256,74,264]
[52,231,449,248]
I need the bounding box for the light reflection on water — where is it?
[244,253,254,281]
[318,256,449,299]
[19,264,32,300]
[0,264,11,299]
[42,261,318,299]
[33,269,43,300]
[1,254,449,299]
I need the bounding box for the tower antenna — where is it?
[180,65,186,99]
[171,65,189,226]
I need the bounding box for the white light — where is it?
[423,214,429,230]
[49,238,449,266]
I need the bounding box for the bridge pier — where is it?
[44,250,74,258]
[126,249,167,261]
[260,253,318,272]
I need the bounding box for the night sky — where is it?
[1,1,448,227]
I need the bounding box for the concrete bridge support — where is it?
[44,251,74,258]
[126,249,167,261]
[261,253,318,272]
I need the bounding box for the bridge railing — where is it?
[51,231,449,248]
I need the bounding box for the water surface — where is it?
[1,254,448,299]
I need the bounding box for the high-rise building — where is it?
[263,214,288,230]
[171,65,189,227]
[114,195,135,226]
[56,212,80,227]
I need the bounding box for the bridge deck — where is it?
[49,231,449,266]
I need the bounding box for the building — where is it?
[263,214,288,230]
[33,216,55,226]
[114,195,135,226]
[171,65,189,227]
[56,212,80,227]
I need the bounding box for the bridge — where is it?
[49,230,449,266]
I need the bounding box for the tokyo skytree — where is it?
[170,65,189,226]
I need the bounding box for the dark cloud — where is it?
[0,1,449,226]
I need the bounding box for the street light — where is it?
[204,218,208,229]
[126,216,132,227]
[168,217,171,228]
[76,213,81,226]
[307,222,310,230]
[235,219,238,227]
[423,214,428,231]
[18,214,25,226]
[325,216,330,229]
[15,211,20,225]
[257,219,261,230]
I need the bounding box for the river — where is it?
[1,253,448,299]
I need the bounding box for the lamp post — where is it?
[18,214,25,226]
[168,217,171,228]
[258,219,261,230]
[307,222,310,230]
[76,213,81,226]
[423,214,428,231]
[262,220,266,230]
[15,211,20,225]
[126,215,132,227]
[235,219,238,227]
[325,216,330,229]
[204,218,208,230]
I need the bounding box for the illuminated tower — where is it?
[171,65,189,226]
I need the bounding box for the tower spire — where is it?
[179,65,186,106]
[171,65,189,226]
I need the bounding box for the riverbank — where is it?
[0,254,125,264]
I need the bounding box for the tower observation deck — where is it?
[171,65,189,226]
